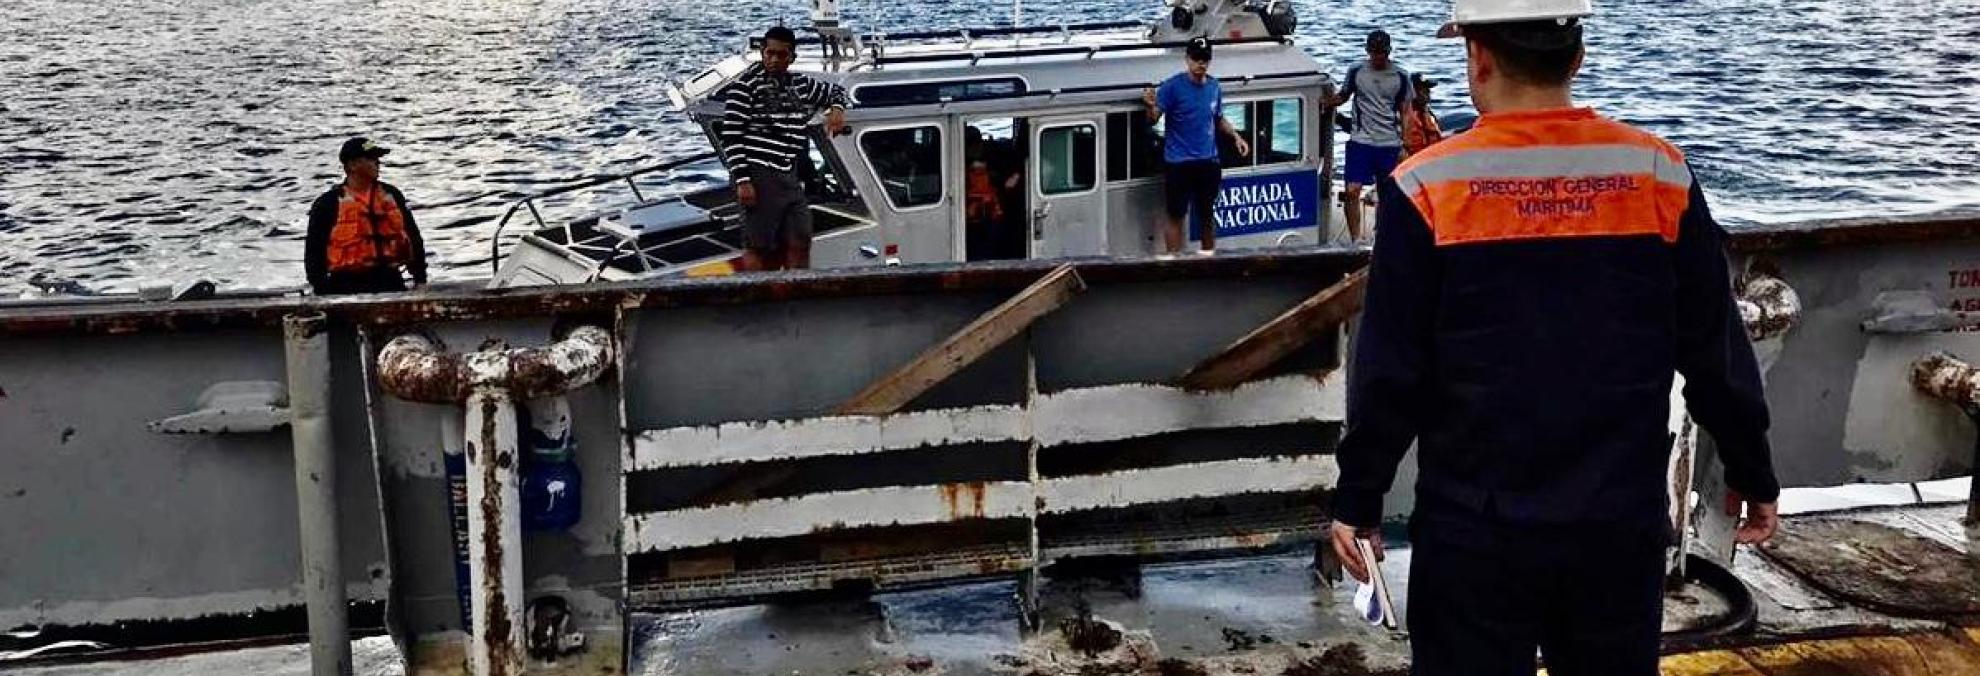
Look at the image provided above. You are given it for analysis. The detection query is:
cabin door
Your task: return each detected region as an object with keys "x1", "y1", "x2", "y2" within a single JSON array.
[{"x1": 1028, "y1": 114, "x2": 1108, "y2": 259}]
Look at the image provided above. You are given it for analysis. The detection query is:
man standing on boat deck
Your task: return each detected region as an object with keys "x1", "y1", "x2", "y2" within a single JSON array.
[
  {"x1": 1327, "y1": 30, "x2": 1411, "y2": 243},
  {"x1": 1327, "y1": 2, "x2": 1780, "y2": 675},
  {"x1": 1143, "y1": 37, "x2": 1250, "y2": 256},
  {"x1": 717, "y1": 25, "x2": 851, "y2": 272},
  {"x1": 305, "y1": 137, "x2": 427, "y2": 295}
]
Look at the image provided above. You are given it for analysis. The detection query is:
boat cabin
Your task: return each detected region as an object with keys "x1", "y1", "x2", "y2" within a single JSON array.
[{"x1": 492, "y1": 0, "x2": 1338, "y2": 286}]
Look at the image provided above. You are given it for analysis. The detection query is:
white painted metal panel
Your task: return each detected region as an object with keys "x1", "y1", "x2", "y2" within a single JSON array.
[
  {"x1": 1038, "y1": 455, "x2": 1338, "y2": 514},
  {"x1": 625, "y1": 481, "x2": 1033, "y2": 553},
  {"x1": 1034, "y1": 373, "x2": 1344, "y2": 447},
  {"x1": 630, "y1": 404, "x2": 1028, "y2": 470}
]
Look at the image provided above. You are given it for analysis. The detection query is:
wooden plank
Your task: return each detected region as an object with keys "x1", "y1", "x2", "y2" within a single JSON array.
[
  {"x1": 838, "y1": 265, "x2": 1086, "y2": 416},
  {"x1": 1654, "y1": 651, "x2": 1767, "y2": 676},
  {"x1": 1177, "y1": 268, "x2": 1367, "y2": 391}
]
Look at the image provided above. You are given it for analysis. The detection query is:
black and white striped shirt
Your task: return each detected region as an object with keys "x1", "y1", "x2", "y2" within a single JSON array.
[{"x1": 715, "y1": 64, "x2": 851, "y2": 184}]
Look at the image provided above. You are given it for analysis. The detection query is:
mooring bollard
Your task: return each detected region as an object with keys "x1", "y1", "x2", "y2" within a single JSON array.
[{"x1": 377, "y1": 326, "x2": 614, "y2": 676}]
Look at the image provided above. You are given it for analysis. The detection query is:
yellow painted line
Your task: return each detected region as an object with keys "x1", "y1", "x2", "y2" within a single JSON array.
[
  {"x1": 1658, "y1": 630, "x2": 1980, "y2": 676},
  {"x1": 1656, "y1": 650, "x2": 1765, "y2": 675},
  {"x1": 683, "y1": 259, "x2": 736, "y2": 277}
]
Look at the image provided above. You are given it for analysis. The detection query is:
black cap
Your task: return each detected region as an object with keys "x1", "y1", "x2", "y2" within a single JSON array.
[
  {"x1": 1185, "y1": 37, "x2": 1213, "y2": 62},
  {"x1": 339, "y1": 137, "x2": 389, "y2": 163},
  {"x1": 1365, "y1": 30, "x2": 1392, "y2": 52}
]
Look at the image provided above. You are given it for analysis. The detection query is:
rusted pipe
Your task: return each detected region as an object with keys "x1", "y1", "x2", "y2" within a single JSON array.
[
  {"x1": 374, "y1": 326, "x2": 614, "y2": 676},
  {"x1": 283, "y1": 312, "x2": 351, "y2": 676},
  {"x1": 1911, "y1": 352, "x2": 1980, "y2": 525},
  {"x1": 1738, "y1": 275, "x2": 1800, "y2": 342},
  {"x1": 377, "y1": 326, "x2": 615, "y2": 403},
  {"x1": 1913, "y1": 352, "x2": 1980, "y2": 414}
]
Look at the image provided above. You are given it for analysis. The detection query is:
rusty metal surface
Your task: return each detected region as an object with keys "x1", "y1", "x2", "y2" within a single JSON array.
[
  {"x1": 375, "y1": 326, "x2": 614, "y2": 404},
  {"x1": 1727, "y1": 212, "x2": 1980, "y2": 253},
  {"x1": 0, "y1": 251, "x2": 1369, "y2": 338},
  {"x1": 1912, "y1": 351, "x2": 1980, "y2": 414},
  {"x1": 1759, "y1": 518, "x2": 1980, "y2": 618},
  {"x1": 1738, "y1": 275, "x2": 1801, "y2": 341}
]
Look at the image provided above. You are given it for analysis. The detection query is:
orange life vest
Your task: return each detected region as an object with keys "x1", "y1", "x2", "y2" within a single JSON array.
[
  {"x1": 965, "y1": 163, "x2": 1004, "y2": 224},
  {"x1": 327, "y1": 184, "x2": 412, "y2": 274}
]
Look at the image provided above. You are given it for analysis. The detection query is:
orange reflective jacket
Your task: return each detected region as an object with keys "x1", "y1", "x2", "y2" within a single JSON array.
[
  {"x1": 327, "y1": 185, "x2": 411, "y2": 273},
  {"x1": 966, "y1": 163, "x2": 1004, "y2": 224},
  {"x1": 1391, "y1": 107, "x2": 1692, "y2": 248}
]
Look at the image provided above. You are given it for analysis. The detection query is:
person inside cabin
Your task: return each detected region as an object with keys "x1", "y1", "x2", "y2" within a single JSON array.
[
  {"x1": 304, "y1": 137, "x2": 427, "y2": 295},
  {"x1": 1402, "y1": 73, "x2": 1446, "y2": 155},
  {"x1": 715, "y1": 25, "x2": 851, "y2": 272},
  {"x1": 1326, "y1": 30, "x2": 1412, "y2": 243},
  {"x1": 1143, "y1": 37, "x2": 1250, "y2": 256},
  {"x1": 964, "y1": 127, "x2": 1005, "y2": 261},
  {"x1": 1328, "y1": 2, "x2": 1780, "y2": 674}
]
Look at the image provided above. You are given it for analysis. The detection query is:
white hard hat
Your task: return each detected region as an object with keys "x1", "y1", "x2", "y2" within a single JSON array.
[{"x1": 1437, "y1": 0, "x2": 1593, "y2": 38}]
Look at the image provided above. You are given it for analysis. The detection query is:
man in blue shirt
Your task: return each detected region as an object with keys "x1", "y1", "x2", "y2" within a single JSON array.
[{"x1": 1143, "y1": 37, "x2": 1250, "y2": 256}]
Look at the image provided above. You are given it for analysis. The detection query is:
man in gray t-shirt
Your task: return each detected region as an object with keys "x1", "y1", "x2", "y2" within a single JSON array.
[{"x1": 1327, "y1": 30, "x2": 1412, "y2": 242}]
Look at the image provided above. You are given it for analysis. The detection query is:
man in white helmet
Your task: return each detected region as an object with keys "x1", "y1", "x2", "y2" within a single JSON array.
[{"x1": 1327, "y1": 2, "x2": 1782, "y2": 674}]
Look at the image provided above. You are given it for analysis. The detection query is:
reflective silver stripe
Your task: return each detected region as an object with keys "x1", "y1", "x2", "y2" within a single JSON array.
[{"x1": 1398, "y1": 144, "x2": 1692, "y2": 189}]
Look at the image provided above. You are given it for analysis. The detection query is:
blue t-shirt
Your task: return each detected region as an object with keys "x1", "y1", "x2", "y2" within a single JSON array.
[{"x1": 1156, "y1": 72, "x2": 1223, "y2": 164}]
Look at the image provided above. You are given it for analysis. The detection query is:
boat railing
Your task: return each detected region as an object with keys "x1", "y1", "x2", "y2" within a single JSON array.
[{"x1": 488, "y1": 151, "x2": 722, "y2": 277}]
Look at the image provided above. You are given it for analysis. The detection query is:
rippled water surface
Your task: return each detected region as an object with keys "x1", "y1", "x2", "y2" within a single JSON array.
[{"x1": 2, "y1": 0, "x2": 1977, "y2": 293}]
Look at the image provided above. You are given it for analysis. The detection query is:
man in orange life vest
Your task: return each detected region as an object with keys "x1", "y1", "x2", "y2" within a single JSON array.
[
  {"x1": 305, "y1": 138, "x2": 427, "y2": 295},
  {"x1": 1327, "y1": 1, "x2": 1780, "y2": 674}
]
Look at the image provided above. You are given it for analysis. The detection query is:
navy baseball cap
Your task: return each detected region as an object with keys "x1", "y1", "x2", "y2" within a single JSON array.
[
  {"x1": 1185, "y1": 37, "x2": 1213, "y2": 61},
  {"x1": 339, "y1": 137, "x2": 390, "y2": 163}
]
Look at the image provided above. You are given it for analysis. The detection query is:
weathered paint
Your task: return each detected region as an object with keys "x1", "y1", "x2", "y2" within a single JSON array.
[
  {"x1": 1912, "y1": 351, "x2": 1980, "y2": 413},
  {"x1": 1737, "y1": 274, "x2": 1800, "y2": 341},
  {"x1": 629, "y1": 404, "x2": 1029, "y2": 470},
  {"x1": 1033, "y1": 373, "x2": 1344, "y2": 447},
  {"x1": 465, "y1": 387, "x2": 524, "y2": 676},
  {"x1": 623, "y1": 481, "x2": 1033, "y2": 553},
  {"x1": 1037, "y1": 456, "x2": 1339, "y2": 514},
  {"x1": 282, "y1": 312, "x2": 351, "y2": 676}
]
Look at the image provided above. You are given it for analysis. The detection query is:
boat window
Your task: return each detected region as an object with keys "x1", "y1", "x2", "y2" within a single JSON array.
[
  {"x1": 861, "y1": 126, "x2": 945, "y2": 209},
  {"x1": 1105, "y1": 112, "x2": 1166, "y2": 182},
  {"x1": 1255, "y1": 97, "x2": 1304, "y2": 165},
  {"x1": 854, "y1": 77, "x2": 1027, "y2": 107},
  {"x1": 1219, "y1": 102, "x2": 1255, "y2": 170},
  {"x1": 1039, "y1": 124, "x2": 1097, "y2": 195}
]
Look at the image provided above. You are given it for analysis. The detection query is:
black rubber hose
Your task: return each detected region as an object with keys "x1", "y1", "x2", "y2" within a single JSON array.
[{"x1": 1661, "y1": 553, "x2": 1760, "y2": 653}]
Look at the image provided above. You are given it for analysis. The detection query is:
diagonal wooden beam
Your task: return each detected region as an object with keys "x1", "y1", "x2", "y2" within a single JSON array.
[
  {"x1": 1177, "y1": 268, "x2": 1367, "y2": 391},
  {"x1": 838, "y1": 264, "x2": 1086, "y2": 416}
]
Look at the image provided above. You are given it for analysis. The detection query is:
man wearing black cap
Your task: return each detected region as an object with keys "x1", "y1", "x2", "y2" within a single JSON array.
[
  {"x1": 1327, "y1": 30, "x2": 1412, "y2": 243},
  {"x1": 716, "y1": 25, "x2": 851, "y2": 272},
  {"x1": 1142, "y1": 37, "x2": 1250, "y2": 256},
  {"x1": 304, "y1": 138, "x2": 427, "y2": 295}
]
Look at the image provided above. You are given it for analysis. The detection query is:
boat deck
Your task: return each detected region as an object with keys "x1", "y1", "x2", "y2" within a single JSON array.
[{"x1": 14, "y1": 485, "x2": 1980, "y2": 675}]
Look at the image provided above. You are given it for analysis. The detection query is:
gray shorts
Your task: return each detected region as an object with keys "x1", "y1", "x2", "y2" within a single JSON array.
[{"x1": 742, "y1": 170, "x2": 814, "y2": 252}]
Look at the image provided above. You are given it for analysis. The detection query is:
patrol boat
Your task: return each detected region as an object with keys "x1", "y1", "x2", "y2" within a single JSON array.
[{"x1": 488, "y1": 0, "x2": 1338, "y2": 287}]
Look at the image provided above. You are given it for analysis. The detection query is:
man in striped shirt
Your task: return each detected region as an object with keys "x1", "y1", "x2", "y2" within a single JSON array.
[{"x1": 716, "y1": 25, "x2": 851, "y2": 271}]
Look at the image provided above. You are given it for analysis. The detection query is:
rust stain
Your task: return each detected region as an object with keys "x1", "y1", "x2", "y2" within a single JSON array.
[
  {"x1": 1912, "y1": 352, "x2": 1980, "y2": 413},
  {"x1": 939, "y1": 481, "x2": 989, "y2": 520},
  {"x1": 476, "y1": 397, "x2": 517, "y2": 676}
]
